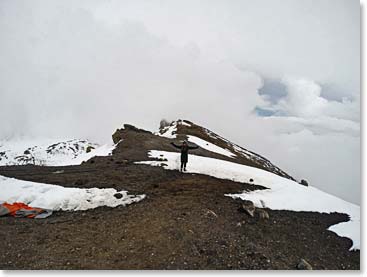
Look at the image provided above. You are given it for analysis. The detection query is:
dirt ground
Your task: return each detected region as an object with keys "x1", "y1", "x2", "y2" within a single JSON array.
[
  {"x1": 0, "y1": 126, "x2": 360, "y2": 270},
  {"x1": 0, "y1": 163, "x2": 360, "y2": 270}
]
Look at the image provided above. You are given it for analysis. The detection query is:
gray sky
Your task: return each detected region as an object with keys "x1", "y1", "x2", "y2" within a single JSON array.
[{"x1": 0, "y1": 0, "x2": 360, "y2": 204}]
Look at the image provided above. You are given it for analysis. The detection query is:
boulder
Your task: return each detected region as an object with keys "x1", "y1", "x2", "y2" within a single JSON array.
[
  {"x1": 297, "y1": 259, "x2": 313, "y2": 270},
  {"x1": 114, "y1": 193, "x2": 123, "y2": 199},
  {"x1": 240, "y1": 200, "x2": 256, "y2": 217},
  {"x1": 300, "y1": 179, "x2": 309, "y2": 186}
]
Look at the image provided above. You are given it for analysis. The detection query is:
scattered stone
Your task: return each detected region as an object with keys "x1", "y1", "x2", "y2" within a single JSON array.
[
  {"x1": 249, "y1": 178, "x2": 254, "y2": 183},
  {"x1": 240, "y1": 200, "x2": 256, "y2": 217},
  {"x1": 114, "y1": 193, "x2": 123, "y2": 199},
  {"x1": 297, "y1": 259, "x2": 313, "y2": 270},
  {"x1": 300, "y1": 179, "x2": 309, "y2": 186}
]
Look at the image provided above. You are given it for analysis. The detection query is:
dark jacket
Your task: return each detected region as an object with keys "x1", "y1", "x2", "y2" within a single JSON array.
[{"x1": 171, "y1": 142, "x2": 199, "y2": 163}]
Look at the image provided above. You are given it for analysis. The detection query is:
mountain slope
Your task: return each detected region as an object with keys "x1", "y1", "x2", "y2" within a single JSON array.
[
  {"x1": 137, "y1": 150, "x2": 360, "y2": 250},
  {"x1": 0, "y1": 138, "x2": 115, "y2": 166},
  {"x1": 115, "y1": 119, "x2": 360, "y2": 249},
  {"x1": 0, "y1": 119, "x2": 360, "y2": 269},
  {"x1": 158, "y1": 120, "x2": 295, "y2": 180}
]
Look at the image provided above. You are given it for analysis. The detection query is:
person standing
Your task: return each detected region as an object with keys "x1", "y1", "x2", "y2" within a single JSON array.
[{"x1": 170, "y1": 140, "x2": 199, "y2": 172}]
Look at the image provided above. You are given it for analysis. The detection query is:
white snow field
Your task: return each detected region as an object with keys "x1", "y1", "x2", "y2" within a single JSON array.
[
  {"x1": 0, "y1": 138, "x2": 116, "y2": 166},
  {"x1": 0, "y1": 175, "x2": 145, "y2": 211},
  {"x1": 187, "y1": 135, "x2": 236, "y2": 158},
  {"x1": 136, "y1": 150, "x2": 360, "y2": 250}
]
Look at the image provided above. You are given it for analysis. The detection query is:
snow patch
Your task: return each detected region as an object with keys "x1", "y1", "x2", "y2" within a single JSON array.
[
  {"x1": 181, "y1": 121, "x2": 192, "y2": 127},
  {"x1": 136, "y1": 150, "x2": 360, "y2": 250},
  {"x1": 187, "y1": 135, "x2": 236, "y2": 158},
  {"x1": 0, "y1": 175, "x2": 145, "y2": 211}
]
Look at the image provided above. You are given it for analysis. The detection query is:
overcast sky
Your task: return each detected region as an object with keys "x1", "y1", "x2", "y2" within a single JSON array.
[{"x1": 0, "y1": 0, "x2": 360, "y2": 204}]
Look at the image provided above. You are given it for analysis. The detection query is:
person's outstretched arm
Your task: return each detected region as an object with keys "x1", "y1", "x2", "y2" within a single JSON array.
[{"x1": 171, "y1": 142, "x2": 181, "y2": 149}]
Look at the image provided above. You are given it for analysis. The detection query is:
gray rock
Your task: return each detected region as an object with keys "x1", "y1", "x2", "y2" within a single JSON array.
[
  {"x1": 246, "y1": 242, "x2": 258, "y2": 253},
  {"x1": 297, "y1": 259, "x2": 313, "y2": 270}
]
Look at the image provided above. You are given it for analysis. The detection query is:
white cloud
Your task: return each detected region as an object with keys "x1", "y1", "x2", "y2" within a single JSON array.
[
  {"x1": 258, "y1": 77, "x2": 360, "y2": 136},
  {"x1": 0, "y1": 1, "x2": 360, "y2": 205},
  {"x1": 276, "y1": 78, "x2": 329, "y2": 118},
  {"x1": 249, "y1": 76, "x2": 360, "y2": 204},
  {"x1": 0, "y1": 3, "x2": 264, "y2": 142}
]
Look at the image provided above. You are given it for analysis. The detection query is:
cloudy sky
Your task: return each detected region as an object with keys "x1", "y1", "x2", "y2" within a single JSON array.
[{"x1": 0, "y1": 0, "x2": 360, "y2": 204}]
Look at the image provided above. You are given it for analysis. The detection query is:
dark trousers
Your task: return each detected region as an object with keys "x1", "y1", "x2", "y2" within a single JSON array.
[{"x1": 180, "y1": 161, "x2": 187, "y2": 171}]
